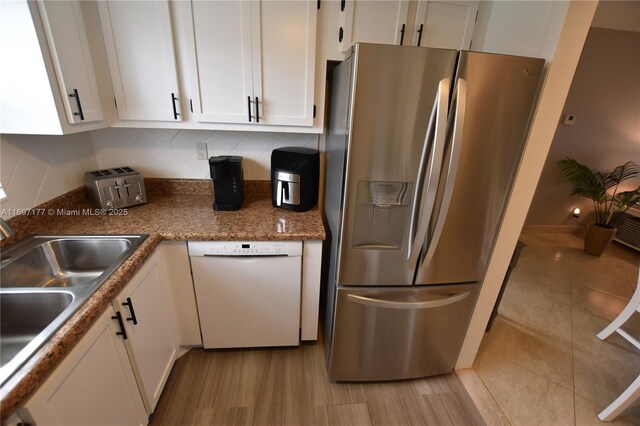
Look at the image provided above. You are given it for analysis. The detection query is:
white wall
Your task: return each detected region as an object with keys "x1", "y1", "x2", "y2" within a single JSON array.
[
  {"x1": 526, "y1": 27, "x2": 640, "y2": 227},
  {"x1": 90, "y1": 128, "x2": 318, "y2": 181},
  {"x1": 0, "y1": 132, "x2": 98, "y2": 219}
]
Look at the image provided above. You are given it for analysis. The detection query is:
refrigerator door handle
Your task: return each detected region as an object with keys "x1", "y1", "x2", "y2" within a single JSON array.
[
  {"x1": 407, "y1": 79, "x2": 450, "y2": 265},
  {"x1": 347, "y1": 291, "x2": 470, "y2": 310},
  {"x1": 421, "y1": 78, "x2": 467, "y2": 268}
]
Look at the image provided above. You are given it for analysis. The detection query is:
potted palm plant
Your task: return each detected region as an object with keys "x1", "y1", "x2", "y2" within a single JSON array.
[{"x1": 558, "y1": 158, "x2": 640, "y2": 256}]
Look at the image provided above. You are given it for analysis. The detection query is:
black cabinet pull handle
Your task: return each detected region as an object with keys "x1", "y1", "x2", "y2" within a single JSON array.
[
  {"x1": 112, "y1": 311, "x2": 127, "y2": 340},
  {"x1": 339, "y1": 27, "x2": 344, "y2": 43},
  {"x1": 400, "y1": 24, "x2": 405, "y2": 46},
  {"x1": 255, "y1": 96, "x2": 259, "y2": 123},
  {"x1": 171, "y1": 93, "x2": 180, "y2": 120},
  {"x1": 417, "y1": 23, "x2": 424, "y2": 47},
  {"x1": 340, "y1": 0, "x2": 345, "y2": 11},
  {"x1": 69, "y1": 89, "x2": 84, "y2": 121},
  {"x1": 122, "y1": 297, "x2": 138, "y2": 325},
  {"x1": 247, "y1": 96, "x2": 252, "y2": 122}
]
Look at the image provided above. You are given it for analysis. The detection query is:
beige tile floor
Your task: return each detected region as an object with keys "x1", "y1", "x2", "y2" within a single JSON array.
[{"x1": 474, "y1": 232, "x2": 640, "y2": 425}]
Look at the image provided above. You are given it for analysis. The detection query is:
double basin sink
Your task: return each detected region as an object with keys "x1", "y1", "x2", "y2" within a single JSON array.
[{"x1": 0, "y1": 235, "x2": 147, "y2": 386}]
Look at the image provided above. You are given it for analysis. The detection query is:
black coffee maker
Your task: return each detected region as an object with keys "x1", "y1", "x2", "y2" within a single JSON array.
[
  {"x1": 271, "y1": 147, "x2": 319, "y2": 212},
  {"x1": 209, "y1": 156, "x2": 244, "y2": 211}
]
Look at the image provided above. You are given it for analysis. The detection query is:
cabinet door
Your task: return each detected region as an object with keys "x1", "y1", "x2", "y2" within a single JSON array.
[
  {"x1": 252, "y1": 1, "x2": 317, "y2": 126},
  {"x1": 22, "y1": 307, "x2": 147, "y2": 426},
  {"x1": 190, "y1": 1, "x2": 254, "y2": 124},
  {"x1": 343, "y1": 0, "x2": 410, "y2": 49},
  {"x1": 36, "y1": 0, "x2": 104, "y2": 124},
  {"x1": 98, "y1": 0, "x2": 182, "y2": 121},
  {"x1": 412, "y1": 0, "x2": 478, "y2": 49},
  {"x1": 160, "y1": 241, "x2": 202, "y2": 346},
  {"x1": 115, "y1": 250, "x2": 178, "y2": 414}
]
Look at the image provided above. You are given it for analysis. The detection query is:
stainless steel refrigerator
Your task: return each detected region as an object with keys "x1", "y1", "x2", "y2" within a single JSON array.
[{"x1": 324, "y1": 43, "x2": 544, "y2": 381}]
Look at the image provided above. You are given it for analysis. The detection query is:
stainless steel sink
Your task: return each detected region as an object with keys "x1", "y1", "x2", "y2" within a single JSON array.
[
  {"x1": 0, "y1": 235, "x2": 147, "y2": 386},
  {"x1": 1, "y1": 238, "x2": 132, "y2": 287},
  {"x1": 1, "y1": 291, "x2": 74, "y2": 366}
]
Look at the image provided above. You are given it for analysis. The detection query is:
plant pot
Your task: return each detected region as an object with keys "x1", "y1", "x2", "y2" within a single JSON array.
[{"x1": 584, "y1": 224, "x2": 617, "y2": 256}]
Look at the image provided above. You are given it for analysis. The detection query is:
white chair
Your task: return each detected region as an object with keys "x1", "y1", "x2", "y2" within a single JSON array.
[{"x1": 596, "y1": 267, "x2": 640, "y2": 421}]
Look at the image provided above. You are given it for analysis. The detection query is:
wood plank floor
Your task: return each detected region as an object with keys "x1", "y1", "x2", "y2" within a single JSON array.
[{"x1": 150, "y1": 339, "x2": 485, "y2": 426}]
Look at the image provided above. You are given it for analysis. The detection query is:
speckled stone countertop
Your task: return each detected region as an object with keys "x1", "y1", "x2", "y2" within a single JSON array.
[{"x1": 0, "y1": 179, "x2": 325, "y2": 419}]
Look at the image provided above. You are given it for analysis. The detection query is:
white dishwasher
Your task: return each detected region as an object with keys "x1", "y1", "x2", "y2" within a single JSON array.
[{"x1": 188, "y1": 241, "x2": 302, "y2": 348}]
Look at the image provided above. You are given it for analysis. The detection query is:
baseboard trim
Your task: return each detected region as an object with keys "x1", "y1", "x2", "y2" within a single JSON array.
[
  {"x1": 522, "y1": 225, "x2": 587, "y2": 234},
  {"x1": 456, "y1": 369, "x2": 510, "y2": 426}
]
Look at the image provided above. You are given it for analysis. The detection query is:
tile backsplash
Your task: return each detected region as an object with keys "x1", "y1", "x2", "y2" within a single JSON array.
[
  {"x1": 91, "y1": 128, "x2": 319, "y2": 181},
  {"x1": 0, "y1": 128, "x2": 318, "y2": 218},
  {"x1": 0, "y1": 132, "x2": 98, "y2": 219}
]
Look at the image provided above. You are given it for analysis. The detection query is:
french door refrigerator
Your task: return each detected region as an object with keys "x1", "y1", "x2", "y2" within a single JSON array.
[{"x1": 324, "y1": 43, "x2": 544, "y2": 381}]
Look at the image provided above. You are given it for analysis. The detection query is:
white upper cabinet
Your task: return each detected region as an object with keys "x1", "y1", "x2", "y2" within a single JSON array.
[
  {"x1": 470, "y1": 1, "x2": 569, "y2": 60},
  {"x1": 37, "y1": 0, "x2": 104, "y2": 124},
  {"x1": 190, "y1": 1, "x2": 254, "y2": 124},
  {"x1": 0, "y1": 0, "x2": 106, "y2": 135},
  {"x1": 255, "y1": 1, "x2": 317, "y2": 126},
  {"x1": 189, "y1": 0, "x2": 317, "y2": 127},
  {"x1": 412, "y1": 1, "x2": 478, "y2": 49},
  {"x1": 337, "y1": 1, "x2": 478, "y2": 52},
  {"x1": 342, "y1": 0, "x2": 410, "y2": 49},
  {"x1": 98, "y1": 0, "x2": 182, "y2": 122}
]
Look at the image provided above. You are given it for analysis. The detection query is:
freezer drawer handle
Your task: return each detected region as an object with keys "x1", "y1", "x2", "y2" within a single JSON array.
[{"x1": 346, "y1": 291, "x2": 470, "y2": 310}]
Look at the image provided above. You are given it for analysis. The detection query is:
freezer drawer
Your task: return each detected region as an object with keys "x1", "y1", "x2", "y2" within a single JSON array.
[{"x1": 328, "y1": 283, "x2": 478, "y2": 381}]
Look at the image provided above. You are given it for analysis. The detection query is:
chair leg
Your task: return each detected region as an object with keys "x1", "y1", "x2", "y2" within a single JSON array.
[
  {"x1": 597, "y1": 279, "x2": 640, "y2": 341},
  {"x1": 598, "y1": 374, "x2": 640, "y2": 421}
]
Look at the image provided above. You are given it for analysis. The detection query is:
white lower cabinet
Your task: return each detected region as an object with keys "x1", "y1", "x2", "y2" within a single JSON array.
[
  {"x1": 14, "y1": 240, "x2": 319, "y2": 423},
  {"x1": 20, "y1": 307, "x2": 148, "y2": 426},
  {"x1": 20, "y1": 247, "x2": 181, "y2": 424},
  {"x1": 113, "y1": 249, "x2": 178, "y2": 414}
]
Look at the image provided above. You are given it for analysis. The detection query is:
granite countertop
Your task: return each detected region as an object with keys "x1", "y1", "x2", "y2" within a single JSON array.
[{"x1": 0, "y1": 179, "x2": 325, "y2": 419}]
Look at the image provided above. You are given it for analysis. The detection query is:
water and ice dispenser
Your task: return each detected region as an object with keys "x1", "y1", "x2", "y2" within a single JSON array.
[{"x1": 352, "y1": 181, "x2": 411, "y2": 249}]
